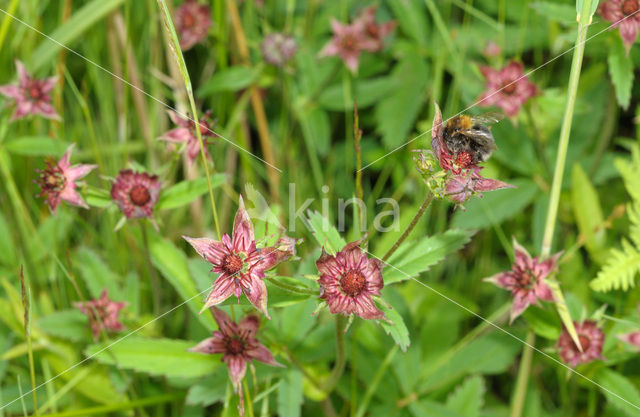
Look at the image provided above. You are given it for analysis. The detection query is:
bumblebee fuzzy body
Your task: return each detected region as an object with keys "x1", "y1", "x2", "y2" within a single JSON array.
[{"x1": 443, "y1": 113, "x2": 501, "y2": 168}]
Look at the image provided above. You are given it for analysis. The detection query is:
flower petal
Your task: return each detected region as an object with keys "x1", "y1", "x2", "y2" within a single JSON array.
[
  {"x1": 242, "y1": 274, "x2": 269, "y2": 319},
  {"x1": 210, "y1": 307, "x2": 239, "y2": 336},
  {"x1": 232, "y1": 196, "x2": 255, "y2": 253},
  {"x1": 189, "y1": 337, "x2": 225, "y2": 354},
  {"x1": 202, "y1": 276, "x2": 236, "y2": 310},
  {"x1": 245, "y1": 344, "x2": 283, "y2": 367}
]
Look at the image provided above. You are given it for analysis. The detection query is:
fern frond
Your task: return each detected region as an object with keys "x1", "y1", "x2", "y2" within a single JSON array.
[
  {"x1": 614, "y1": 146, "x2": 640, "y2": 203},
  {"x1": 590, "y1": 239, "x2": 640, "y2": 292}
]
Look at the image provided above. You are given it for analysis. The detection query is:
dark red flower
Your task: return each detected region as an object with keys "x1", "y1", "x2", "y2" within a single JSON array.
[
  {"x1": 478, "y1": 61, "x2": 537, "y2": 117},
  {"x1": 110, "y1": 170, "x2": 161, "y2": 223},
  {"x1": 74, "y1": 290, "x2": 126, "y2": 338},
  {"x1": 316, "y1": 239, "x2": 385, "y2": 320},
  {"x1": 175, "y1": 0, "x2": 213, "y2": 50},
  {"x1": 485, "y1": 239, "x2": 559, "y2": 323},
  {"x1": 600, "y1": 0, "x2": 640, "y2": 54},
  {"x1": 35, "y1": 144, "x2": 96, "y2": 213},
  {"x1": 158, "y1": 110, "x2": 216, "y2": 164},
  {"x1": 557, "y1": 320, "x2": 605, "y2": 367},
  {"x1": 184, "y1": 196, "x2": 295, "y2": 318},
  {"x1": 0, "y1": 60, "x2": 59, "y2": 121}
]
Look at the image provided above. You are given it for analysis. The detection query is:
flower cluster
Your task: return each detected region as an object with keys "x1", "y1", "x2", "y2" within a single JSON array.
[
  {"x1": 557, "y1": 320, "x2": 605, "y2": 367},
  {"x1": 261, "y1": 33, "x2": 298, "y2": 67},
  {"x1": 111, "y1": 170, "x2": 162, "y2": 227},
  {"x1": 319, "y1": 6, "x2": 395, "y2": 73},
  {"x1": 599, "y1": 0, "x2": 640, "y2": 54},
  {"x1": 0, "y1": 60, "x2": 59, "y2": 121}
]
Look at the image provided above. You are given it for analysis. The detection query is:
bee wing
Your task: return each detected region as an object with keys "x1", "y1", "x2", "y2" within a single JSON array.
[{"x1": 470, "y1": 112, "x2": 504, "y2": 126}]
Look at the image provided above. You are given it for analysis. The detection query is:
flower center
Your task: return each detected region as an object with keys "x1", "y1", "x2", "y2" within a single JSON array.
[
  {"x1": 183, "y1": 12, "x2": 196, "y2": 27},
  {"x1": 222, "y1": 253, "x2": 243, "y2": 275},
  {"x1": 226, "y1": 337, "x2": 245, "y2": 355},
  {"x1": 577, "y1": 334, "x2": 591, "y2": 351},
  {"x1": 502, "y1": 82, "x2": 517, "y2": 95},
  {"x1": 455, "y1": 151, "x2": 474, "y2": 168},
  {"x1": 622, "y1": 0, "x2": 639, "y2": 16},
  {"x1": 342, "y1": 35, "x2": 357, "y2": 51},
  {"x1": 367, "y1": 23, "x2": 379, "y2": 38},
  {"x1": 129, "y1": 185, "x2": 151, "y2": 206},
  {"x1": 29, "y1": 85, "x2": 43, "y2": 100},
  {"x1": 514, "y1": 268, "x2": 535, "y2": 289},
  {"x1": 340, "y1": 270, "x2": 367, "y2": 297},
  {"x1": 38, "y1": 164, "x2": 65, "y2": 192}
]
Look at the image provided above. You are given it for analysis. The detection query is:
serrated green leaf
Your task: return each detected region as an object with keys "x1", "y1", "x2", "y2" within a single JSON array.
[
  {"x1": 608, "y1": 36, "x2": 634, "y2": 110},
  {"x1": 37, "y1": 309, "x2": 88, "y2": 341},
  {"x1": 85, "y1": 337, "x2": 220, "y2": 378},
  {"x1": 186, "y1": 373, "x2": 228, "y2": 406},
  {"x1": 595, "y1": 368, "x2": 640, "y2": 417},
  {"x1": 156, "y1": 175, "x2": 226, "y2": 210},
  {"x1": 445, "y1": 376, "x2": 485, "y2": 417},
  {"x1": 3, "y1": 137, "x2": 70, "y2": 156},
  {"x1": 278, "y1": 370, "x2": 304, "y2": 417},
  {"x1": 383, "y1": 230, "x2": 474, "y2": 284},
  {"x1": 571, "y1": 163, "x2": 606, "y2": 262},
  {"x1": 197, "y1": 66, "x2": 260, "y2": 96},
  {"x1": 305, "y1": 211, "x2": 346, "y2": 255},
  {"x1": 379, "y1": 303, "x2": 411, "y2": 353}
]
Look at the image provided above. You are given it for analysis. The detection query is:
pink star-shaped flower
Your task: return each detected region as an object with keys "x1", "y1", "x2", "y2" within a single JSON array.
[
  {"x1": 356, "y1": 6, "x2": 396, "y2": 52},
  {"x1": 35, "y1": 144, "x2": 96, "y2": 213},
  {"x1": 316, "y1": 239, "x2": 385, "y2": 320},
  {"x1": 0, "y1": 60, "x2": 59, "y2": 121},
  {"x1": 158, "y1": 110, "x2": 216, "y2": 164},
  {"x1": 319, "y1": 19, "x2": 378, "y2": 73},
  {"x1": 485, "y1": 239, "x2": 560, "y2": 323},
  {"x1": 74, "y1": 289, "x2": 127, "y2": 339},
  {"x1": 478, "y1": 61, "x2": 537, "y2": 117},
  {"x1": 183, "y1": 196, "x2": 295, "y2": 318}
]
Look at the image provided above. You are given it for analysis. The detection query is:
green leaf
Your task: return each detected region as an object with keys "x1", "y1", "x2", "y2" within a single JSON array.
[
  {"x1": 3, "y1": 137, "x2": 70, "y2": 156},
  {"x1": 522, "y1": 307, "x2": 561, "y2": 340},
  {"x1": 75, "y1": 247, "x2": 123, "y2": 300},
  {"x1": 445, "y1": 376, "x2": 485, "y2": 417},
  {"x1": 530, "y1": 2, "x2": 576, "y2": 23},
  {"x1": 32, "y1": 0, "x2": 126, "y2": 72},
  {"x1": 590, "y1": 236, "x2": 640, "y2": 291},
  {"x1": 375, "y1": 54, "x2": 429, "y2": 149},
  {"x1": 387, "y1": 0, "x2": 429, "y2": 47},
  {"x1": 0, "y1": 211, "x2": 17, "y2": 266},
  {"x1": 186, "y1": 373, "x2": 228, "y2": 406},
  {"x1": 571, "y1": 164, "x2": 606, "y2": 262},
  {"x1": 608, "y1": 36, "x2": 634, "y2": 110},
  {"x1": 156, "y1": 175, "x2": 226, "y2": 210},
  {"x1": 85, "y1": 187, "x2": 112, "y2": 208},
  {"x1": 149, "y1": 234, "x2": 214, "y2": 329},
  {"x1": 277, "y1": 370, "x2": 304, "y2": 417},
  {"x1": 379, "y1": 303, "x2": 411, "y2": 353},
  {"x1": 412, "y1": 400, "x2": 464, "y2": 417},
  {"x1": 305, "y1": 211, "x2": 346, "y2": 255},
  {"x1": 384, "y1": 230, "x2": 474, "y2": 284},
  {"x1": 451, "y1": 179, "x2": 539, "y2": 230},
  {"x1": 37, "y1": 309, "x2": 88, "y2": 341},
  {"x1": 296, "y1": 105, "x2": 330, "y2": 157},
  {"x1": 595, "y1": 368, "x2": 640, "y2": 417},
  {"x1": 197, "y1": 66, "x2": 260, "y2": 96},
  {"x1": 318, "y1": 77, "x2": 399, "y2": 111},
  {"x1": 85, "y1": 337, "x2": 220, "y2": 378}
]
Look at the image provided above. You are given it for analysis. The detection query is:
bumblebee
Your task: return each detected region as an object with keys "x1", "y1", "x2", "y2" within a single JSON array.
[{"x1": 443, "y1": 112, "x2": 503, "y2": 168}]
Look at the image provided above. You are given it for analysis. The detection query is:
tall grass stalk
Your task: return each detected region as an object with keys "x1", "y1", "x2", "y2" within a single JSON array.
[
  {"x1": 510, "y1": 2, "x2": 596, "y2": 416},
  {"x1": 155, "y1": 0, "x2": 222, "y2": 239}
]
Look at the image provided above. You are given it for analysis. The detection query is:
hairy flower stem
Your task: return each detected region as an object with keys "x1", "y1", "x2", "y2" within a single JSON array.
[
  {"x1": 510, "y1": 3, "x2": 594, "y2": 417},
  {"x1": 382, "y1": 193, "x2": 433, "y2": 262},
  {"x1": 322, "y1": 315, "x2": 347, "y2": 394},
  {"x1": 156, "y1": 0, "x2": 222, "y2": 239}
]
